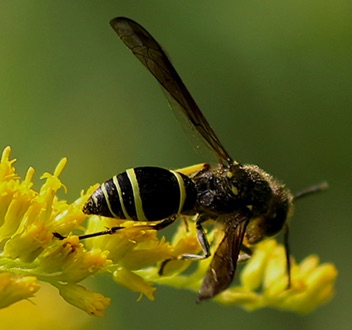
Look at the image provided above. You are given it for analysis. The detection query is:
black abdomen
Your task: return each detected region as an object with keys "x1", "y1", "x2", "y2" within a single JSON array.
[{"x1": 83, "y1": 167, "x2": 197, "y2": 221}]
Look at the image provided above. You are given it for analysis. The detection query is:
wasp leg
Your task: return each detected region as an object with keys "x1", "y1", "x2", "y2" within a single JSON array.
[
  {"x1": 150, "y1": 216, "x2": 176, "y2": 231},
  {"x1": 176, "y1": 163, "x2": 208, "y2": 177},
  {"x1": 284, "y1": 223, "x2": 292, "y2": 289},
  {"x1": 179, "y1": 218, "x2": 211, "y2": 260},
  {"x1": 237, "y1": 244, "x2": 253, "y2": 263},
  {"x1": 53, "y1": 217, "x2": 176, "y2": 241},
  {"x1": 53, "y1": 226, "x2": 125, "y2": 240},
  {"x1": 159, "y1": 216, "x2": 211, "y2": 275}
]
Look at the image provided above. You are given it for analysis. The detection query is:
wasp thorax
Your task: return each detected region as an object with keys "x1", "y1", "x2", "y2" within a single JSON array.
[{"x1": 232, "y1": 164, "x2": 274, "y2": 214}]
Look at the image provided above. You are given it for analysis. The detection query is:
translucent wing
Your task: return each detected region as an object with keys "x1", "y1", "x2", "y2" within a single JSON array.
[
  {"x1": 110, "y1": 17, "x2": 233, "y2": 166},
  {"x1": 197, "y1": 212, "x2": 250, "y2": 302}
]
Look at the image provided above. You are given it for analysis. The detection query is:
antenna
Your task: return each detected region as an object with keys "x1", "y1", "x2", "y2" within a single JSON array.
[{"x1": 293, "y1": 181, "x2": 329, "y2": 201}]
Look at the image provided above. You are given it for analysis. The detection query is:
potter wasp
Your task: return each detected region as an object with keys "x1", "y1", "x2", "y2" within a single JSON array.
[{"x1": 55, "y1": 17, "x2": 327, "y2": 302}]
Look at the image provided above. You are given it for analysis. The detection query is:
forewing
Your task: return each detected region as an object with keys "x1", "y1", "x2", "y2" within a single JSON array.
[
  {"x1": 197, "y1": 213, "x2": 250, "y2": 302},
  {"x1": 110, "y1": 17, "x2": 232, "y2": 166}
]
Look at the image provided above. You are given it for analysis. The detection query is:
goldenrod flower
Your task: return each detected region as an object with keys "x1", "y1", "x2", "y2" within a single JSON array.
[
  {"x1": 0, "y1": 147, "x2": 109, "y2": 316},
  {"x1": 0, "y1": 146, "x2": 337, "y2": 316},
  {"x1": 57, "y1": 282, "x2": 111, "y2": 317},
  {"x1": 216, "y1": 240, "x2": 337, "y2": 313},
  {"x1": 0, "y1": 273, "x2": 39, "y2": 309}
]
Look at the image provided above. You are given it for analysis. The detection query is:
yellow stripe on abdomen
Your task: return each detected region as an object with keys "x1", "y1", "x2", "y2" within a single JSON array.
[
  {"x1": 126, "y1": 168, "x2": 147, "y2": 221},
  {"x1": 170, "y1": 170, "x2": 186, "y2": 215}
]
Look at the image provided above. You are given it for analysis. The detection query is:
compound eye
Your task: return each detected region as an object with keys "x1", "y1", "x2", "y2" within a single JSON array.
[{"x1": 265, "y1": 203, "x2": 288, "y2": 237}]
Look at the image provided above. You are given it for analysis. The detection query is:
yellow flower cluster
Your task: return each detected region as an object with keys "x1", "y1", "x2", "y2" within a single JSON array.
[
  {"x1": 0, "y1": 146, "x2": 337, "y2": 316},
  {"x1": 0, "y1": 147, "x2": 110, "y2": 316}
]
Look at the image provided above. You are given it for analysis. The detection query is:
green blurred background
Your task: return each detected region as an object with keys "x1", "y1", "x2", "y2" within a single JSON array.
[{"x1": 0, "y1": 1, "x2": 351, "y2": 329}]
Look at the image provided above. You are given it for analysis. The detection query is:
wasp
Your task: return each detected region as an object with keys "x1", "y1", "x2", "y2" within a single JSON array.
[{"x1": 55, "y1": 17, "x2": 327, "y2": 302}]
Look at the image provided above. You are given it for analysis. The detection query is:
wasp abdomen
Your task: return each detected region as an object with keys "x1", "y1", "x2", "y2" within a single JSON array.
[{"x1": 83, "y1": 167, "x2": 197, "y2": 221}]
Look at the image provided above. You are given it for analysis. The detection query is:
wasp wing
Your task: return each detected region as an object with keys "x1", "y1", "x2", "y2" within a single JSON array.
[
  {"x1": 110, "y1": 17, "x2": 232, "y2": 166},
  {"x1": 197, "y1": 212, "x2": 250, "y2": 302}
]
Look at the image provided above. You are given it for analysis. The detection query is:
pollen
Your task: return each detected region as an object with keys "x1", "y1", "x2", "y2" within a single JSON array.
[
  {"x1": 231, "y1": 185, "x2": 239, "y2": 195},
  {"x1": 226, "y1": 171, "x2": 234, "y2": 178}
]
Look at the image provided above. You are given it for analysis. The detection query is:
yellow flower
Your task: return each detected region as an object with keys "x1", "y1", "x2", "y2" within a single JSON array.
[
  {"x1": 57, "y1": 283, "x2": 111, "y2": 317},
  {"x1": 0, "y1": 147, "x2": 109, "y2": 316},
  {"x1": 0, "y1": 282, "x2": 91, "y2": 329},
  {"x1": 0, "y1": 146, "x2": 337, "y2": 316},
  {"x1": 0, "y1": 273, "x2": 39, "y2": 309},
  {"x1": 216, "y1": 240, "x2": 337, "y2": 313}
]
